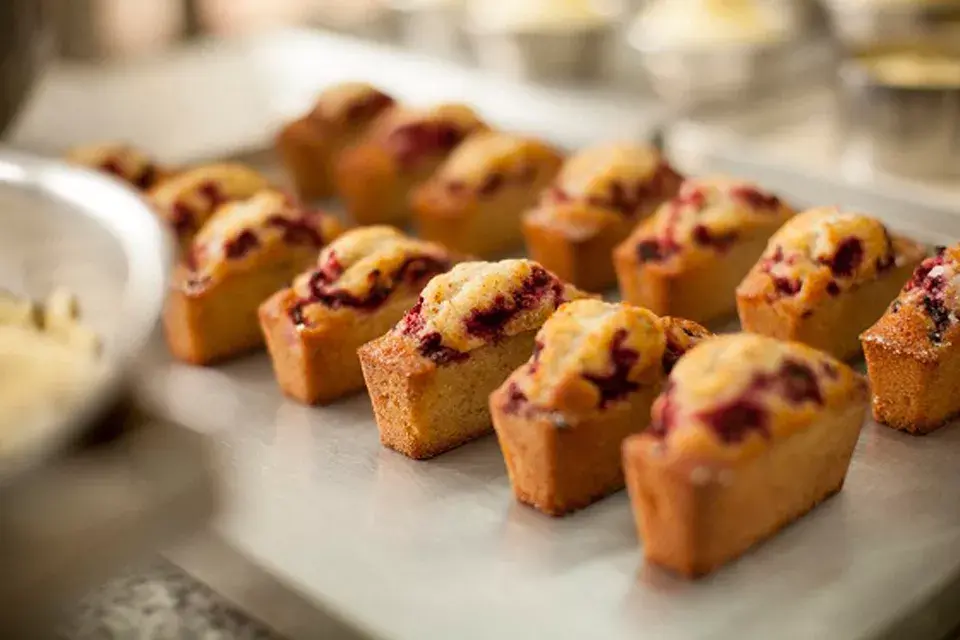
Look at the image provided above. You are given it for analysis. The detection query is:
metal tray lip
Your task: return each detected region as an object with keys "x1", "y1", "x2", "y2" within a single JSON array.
[{"x1": 140, "y1": 152, "x2": 960, "y2": 640}]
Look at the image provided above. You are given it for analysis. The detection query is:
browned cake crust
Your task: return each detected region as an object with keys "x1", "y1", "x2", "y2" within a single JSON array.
[
  {"x1": 358, "y1": 259, "x2": 590, "y2": 459},
  {"x1": 622, "y1": 333, "x2": 869, "y2": 578},
  {"x1": 490, "y1": 300, "x2": 711, "y2": 516},
  {"x1": 163, "y1": 190, "x2": 343, "y2": 365},
  {"x1": 614, "y1": 177, "x2": 794, "y2": 325},
  {"x1": 66, "y1": 143, "x2": 171, "y2": 191},
  {"x1": 737, "y1": 207, "x2": 925, "y2": 360},
  {"x1": 522, "y1": 143, "x2": 683, "y2": 291},
  {"x1": 149, "y1": 163, "x2": 271, "y2": 251},
  {"x1": 412, "y1": 132, "x2": 564, "y2": 257},
  {"x1": 259, "y1": 227, "x2": 456, "y2": 405},
  {"x1": 276, "y1": 82, "x2": 395, "y2": 201},
  {"x1": 861, "y1": 245, "x2": 960, "y2": 433},
  {"x1": 334, "y1": 104, "x2": 489, "y2": 226}
]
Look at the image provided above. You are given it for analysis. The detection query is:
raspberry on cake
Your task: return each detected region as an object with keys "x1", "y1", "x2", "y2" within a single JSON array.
[
  {"x1": 67, "y1": 143, "x2": 168, "y2": 191},
  {"x1": 150, "y1": 163, "x2": 271, "y2": 250},
  {"x1": 164, "y1": 189, "x2": 343, "y2": 365},
  {"x1": 490, "y1": 299, "x2": 711, "y2": 516},
  {"x1": 276, "y1": 82, "x2": 396, "y2": 201},
  {"x1": 613, "y1": 177, "x2": 795, "y2": 324},
  {"x1": 259, "y1": 226, "x2": 458, "y2": 405},
  {"x1": 523, "y1": 143, "x2": 684, "y2": 291},
  {"x1": 622, "y1": 333, "x2": 869, "y2": 578},
  {"x1": 334, "y1": 103, "x2": 489, "y2": 226},
  {"x1": 412, "y1": 131, "x2": 564, "y2": 257},
  {"x1": 358, "y1": 259, "x2": 590, "y2": 460},
  {"x1": 861, "y1": 244, "x2": 960, "y2": 433},
  {"x1": 737, "y1": 206, "x2": 925, "y2": 360}
]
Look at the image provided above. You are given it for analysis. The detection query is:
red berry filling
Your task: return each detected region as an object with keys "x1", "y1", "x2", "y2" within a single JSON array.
[
  {"x1": 290, "y1": 254, "x2": 450, "y2": 325},
  {"x1": 265, "y1": 215, "x2": 324, "y2": 247},
  {"x1": 699, "y1": 399, "x2": 769, "y2": 444},
  {"x1": 224, "y1": 230, "x2": 260, "y2": 260},
  {"x1": 582, "y1": 329, "x2": 641, "y2": 408},
  {"x1": 905, "y1": 248, "x2": 953, "y2": 343},
  {"x1": 820, "y1": 237, "x2": 864, "y2": 278},
  {"x1": 501, "y1": 381, "x2": 529, "y2": 414},
  {"x1": 343, "y1": 91, "x2": 395, "y2": 123},
  {"x1": 662, "y1": 326, "x2": 701, "y2": 373},
  {"x1": 387, "y1": 122, "x2": 472, "y2": 169},
  {"x1": 649, "y1": 359, "x2": 824, "y2": 443},
  {"x1": 417, "y1": 331, "x2": 469, "y2": 365},
  {"x1": 635, "y1": 238, "x2": 679, "y2": 264},
  {"x1": 729, "y1": 185, "x2": 781, "y2": 212},
  {"x1": 399, "y1": 266, "x2": 565, "y2": 364},
  {"x1": 691, "y1": 224, "x2": 737, "y2": 252},
  {"x1": 101, "y1": 158, "x2": 158, "y2": 190},
  {"x1": 169, "y1": 181, "x2": 225, "y2": 238},
  {"x1": 463, "y1": 266, "x2": 565, "y2": 342}
]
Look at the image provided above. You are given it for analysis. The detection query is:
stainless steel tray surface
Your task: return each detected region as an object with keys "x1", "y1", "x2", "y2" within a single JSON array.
[{"x1": 137, "y1": 175, "x2": 960, "y2": 640}]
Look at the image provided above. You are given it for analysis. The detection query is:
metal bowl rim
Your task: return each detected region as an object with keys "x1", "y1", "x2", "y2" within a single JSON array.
[{"x1": 0, "y1": 149, "x2": 173, "y2": 482}]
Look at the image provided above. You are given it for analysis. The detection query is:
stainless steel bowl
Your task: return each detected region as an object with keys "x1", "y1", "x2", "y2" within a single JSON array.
[
  {"x1": 387, "y1": 1, "x2": 471, "y2": 61},
  {"x1": 822, "y1": 0, "x2": 960, "y2": 49},
  {"x1": 0, "y1": 149, "x2": 172, "y2": 480},
  {"x1": 838, "y1": 51, "x2": 960, "y2": 177},
  {"x1": 0, "y1": 0, "x2": 47, "y2": 135},
  {"x1": 467, "y1": 22, "x2": 616, "y2": 84},
  {"x1": 632, "y1": 34, "x2": 837, "y2": 109}
]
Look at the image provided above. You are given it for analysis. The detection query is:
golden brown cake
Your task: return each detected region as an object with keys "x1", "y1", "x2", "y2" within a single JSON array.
[
  {"x1": 334, "y1": 103, "x2": 489, "y2": 226},
  {"x1": 490, "y1": 300, "x2": 711, "y2": 516},
  {"x1": 737, "y1": 207, "x2": 925, "y2": 360},
  {"x1": 411, "y1": 131, "x2": 563, "y2": 257},
  {"x1": 149, "y1": 163, "x2": 271, "y2": 250},
  {"x1": 259, "y1": 226, "x2": 457, "y2": 405},
  {"x1": 358, "y1": 259, "x2": 590, "y2": 460},
  {"x1": 623, "y1": 333, "x2": 869, "y2": 578},
  {"x1": 613, "y1": 177, "x2": 795, "y2": 325},
  {"x1": 66, "y1": 143, "x2": 169, "y2": 191},
  {"x1": 861, "y1": 244, "x2": 960, "y2": 433},
  {"x1": 522, "y1": 143, "x2": 684, "y2": 291},
  {"x1": 163, "y1": 189, "x2": 343, "y2": 365},
  {"x1": 276, "y1": 82, "x2": 396, "y2": 201}
]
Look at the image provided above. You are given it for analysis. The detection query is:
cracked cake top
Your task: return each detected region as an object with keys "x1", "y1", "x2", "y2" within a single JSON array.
[
  {"x1": 500, "y1": 300, "x2": 711, "y2": 416},
  {"x1": 397, "y1": 259, "x2": 588, "y2": 362},
  {"x1": 627, "y1": 177, "x2": 794, "y2": 269},
  {"x1": 67, "y1": 143, "x2": 163, "y2": 191},
  {"x1": 644, "y1": 333, "x2": 867, "y2": 461},
  {"x1": 286, "y1": 226, "x2": 454, "y2": 326},
  {"x1": 150, "y1": 163, "x2": 270, "y2": 239},
  {"x1": 740, "y1": 207, "x2": 921, "y2": 308},
  {"x1": 541, "y1": 143, "x2": 683, "y2": 218},
  {"x1": 863, "y1": 244, "x2": 960, "y2": 356},
  {"x1": 186, "y1": 189, "x2": 340, "y2": 284}
]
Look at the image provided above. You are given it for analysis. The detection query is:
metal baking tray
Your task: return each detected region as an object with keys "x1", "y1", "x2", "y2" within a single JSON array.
[
  {"x1": 134, "y1": 143, "x2": 960, "y2": 640},
  {"x1": 12, "y1": 26, "x2": 960, "y2": 640}
]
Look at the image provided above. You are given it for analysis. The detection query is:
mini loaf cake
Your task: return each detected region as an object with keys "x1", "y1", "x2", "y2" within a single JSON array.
[
  {"x1": 67, "y1": 143, "x2": 169, "y2": 191},
  {"x1": 623, "y1": 333, "x2": 869, "y2": 578},
  {"x1": 412, "y1": 131, "x2": 564, "y2": 257},
  {"x1": 276, "y1": 82, "x2": 396, "y2": 201},
  {"x1": 862, "y1": 244, "x2": 960, "y2": 433},
  {"x1": 523, "y1": 143, "x2": 684, "y2": 291},
  {"x1": 613, "y1": 177, "x2": 794, "y2": 325},
  {"x1": 490, "y1": 299, "x2": 711, "y2": 516},
  {"x1": 737, "y1": 207, "x2": 925, "y2": 360},
  {"x1": 358, "y1": 259, "x2": 590, "y2": 460},
  {"x1": 164, "y1": 189, "x2": 343, "y2": 365},
  {"x1": 335, "y1": 103, "x2": 488, "y2": 226},
  {"x1": 259, "y1": 226, "x2": 456, "y2": 405},
  {"x1": 150, "y1": 163, "x2": 271, "y2": 250}
]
